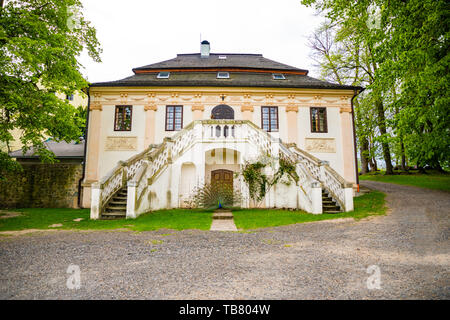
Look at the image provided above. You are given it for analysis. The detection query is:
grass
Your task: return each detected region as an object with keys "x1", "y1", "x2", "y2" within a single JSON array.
[
  {"x1": 359, "y1": 170, "x2": 450, "y2": 192},
  {"x1": 0, "y1": 191, "x2": 386, "y2": 232},
  {"x1": 233, "y1": 191, "x2": 386, "y2": 230},
  {"x1": 0, "y1": 208, "x2": 213, "y2": 232}
]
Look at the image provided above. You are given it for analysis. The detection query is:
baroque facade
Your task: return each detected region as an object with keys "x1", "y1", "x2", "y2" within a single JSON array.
[{"x1": 82, "y1": 41, "x2": 362, "y2": 219}]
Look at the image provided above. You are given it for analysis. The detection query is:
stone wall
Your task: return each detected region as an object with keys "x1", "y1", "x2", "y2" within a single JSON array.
[{"x1": 0, "y1": 162, "x2": 83, "y2": 209}]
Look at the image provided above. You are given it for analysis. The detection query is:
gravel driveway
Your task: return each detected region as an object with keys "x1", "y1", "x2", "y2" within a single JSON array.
[{"x1": 0, "y1": 181, "x2": 449, "y2": 299}]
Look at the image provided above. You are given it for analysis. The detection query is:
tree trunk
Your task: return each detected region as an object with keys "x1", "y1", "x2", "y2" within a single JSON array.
[
  {"x1": 400, "y1": 141, "x2": 407, "y2": 171},
  {"x1": 375, "y1": 99, "x2": 394, "y2": 174},
  {"x1": 359, "y1": 139, "x2": 369, "y2": 174}
]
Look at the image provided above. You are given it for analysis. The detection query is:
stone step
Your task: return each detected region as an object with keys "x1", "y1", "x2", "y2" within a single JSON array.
[
  {"x1": 102, "y1": 211, "x2": 126, "y2": 216},
  {"x1": 213, "y1": 212, "x2": 234, "y2": 220},
  {"x1": 322, "y1": 200, "x2": 335, "y2": 205},
  {"x1": 109, "y1": 201, "x2": 127, "y2": 206},
  {"x1": 101, "y1": 214, "x2": 126, "y2": 220},
  {"x1": 323, "y1": 210, "x2": 341, "y2": 214},
  {"x1": 323, "y1": 206, "x2": 341, "y2": 211},
  {"x1": 322, "y1": 197, "x2": 333, "y2": 202},
  {"x1": 114, "y1": 195, "x2": 128, "y2": 200},
  {"x1": 105, "y1": 206, "x2": 126, "y2": 212}
]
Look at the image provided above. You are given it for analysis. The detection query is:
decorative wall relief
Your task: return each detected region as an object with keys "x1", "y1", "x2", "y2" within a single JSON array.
[
  {"x1": 105, "y1": 136, "x2": 138, "y2": 151},
  {"x1": 305, "y1": 138, "x2": 336, "y2": 153}
]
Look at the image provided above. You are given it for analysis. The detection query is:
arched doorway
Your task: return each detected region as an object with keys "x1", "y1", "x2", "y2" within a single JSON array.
[{"x1": 211, "y1": 104, "x2": 234, "y2": 119}]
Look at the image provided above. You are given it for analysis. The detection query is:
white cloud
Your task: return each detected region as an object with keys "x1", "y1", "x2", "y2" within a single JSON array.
[{"x1": 78, "y1": 0, "x2": 324, "y2": 83}]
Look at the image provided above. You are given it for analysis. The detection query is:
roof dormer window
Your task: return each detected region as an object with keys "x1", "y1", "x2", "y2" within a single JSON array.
[
  {"x1": 157, "y1": 71, "x2": 170, "y2": 79},
  {"x1": 272, "y1": 73, "x2": 286, "y2": 80},
  {"x1": 217, "y1": 72, "x2": 230, "y2": 79}
]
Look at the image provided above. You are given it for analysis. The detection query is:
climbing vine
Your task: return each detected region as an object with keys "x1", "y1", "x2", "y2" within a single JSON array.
[{"x1": 241, "y1": 155, "x2": 299, "y2": 204}]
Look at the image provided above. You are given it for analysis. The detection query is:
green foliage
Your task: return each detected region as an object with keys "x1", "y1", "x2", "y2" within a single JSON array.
[
  {"x1": 188, "y1": 182, "x2": 242, "y2": 209},
  {"x1": 303, "y1": 0, "x2": 450, "y2": 171},
  {"x1": 0, "y1": 0, "x2": 101, "y2": 171},
  {"x1": 241, "y1": 155, "x2": 299, "y2": 204}
]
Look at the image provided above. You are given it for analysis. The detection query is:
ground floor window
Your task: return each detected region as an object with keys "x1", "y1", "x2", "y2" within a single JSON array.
[
  {"x1": 261, "y1": 106, "x2": 278, "y2": 132},
  {"x1": 310, "y1": 107, "x2": 327, "y2": 133},
  {"x1": 114, "y1": 105, "x2": 132, "y2": 131},
  {"x1": 166, "y1": 105, "x2": 183, "y2": 131}
]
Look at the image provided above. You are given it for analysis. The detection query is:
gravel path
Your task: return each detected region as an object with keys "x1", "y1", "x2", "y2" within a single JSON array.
[{"x1": 0, "y1": 181, "x2": 448, "y2": 299}]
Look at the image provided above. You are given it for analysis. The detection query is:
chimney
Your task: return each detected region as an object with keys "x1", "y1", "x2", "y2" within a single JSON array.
[{"x1": 200, "y1": 40, "x2": 210, "y2": 58}]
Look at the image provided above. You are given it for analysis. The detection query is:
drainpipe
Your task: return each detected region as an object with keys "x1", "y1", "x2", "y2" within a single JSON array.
[
  {"x1": 351, "y1": 87, "x2": 364, "y2": 193},
  {"x1": 77, "y1": 86, "x2": 90, "y2": 208}
]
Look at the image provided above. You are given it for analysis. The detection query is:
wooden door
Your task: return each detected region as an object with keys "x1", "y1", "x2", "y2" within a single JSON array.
[{"x1": 211, "y1": 169, "x2": 233, "y2": 187}]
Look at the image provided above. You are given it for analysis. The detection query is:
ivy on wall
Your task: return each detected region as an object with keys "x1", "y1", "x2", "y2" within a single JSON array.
[{"x1": 240, "y1": 155, "x2": 299, "y2": 204}]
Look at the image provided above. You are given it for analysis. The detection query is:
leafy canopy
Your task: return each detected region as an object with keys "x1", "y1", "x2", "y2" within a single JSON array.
[{"x1": 0, "y1": 0, "x2": 101, "y2": 172}]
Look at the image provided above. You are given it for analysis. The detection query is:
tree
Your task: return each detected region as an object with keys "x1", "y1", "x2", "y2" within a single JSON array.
[
  {"x1": 302, "y1": 0, "x2": 450, "y2": 173},
  {"x1": 0, "y1": 0, "x2": 101, "y2": 176}
]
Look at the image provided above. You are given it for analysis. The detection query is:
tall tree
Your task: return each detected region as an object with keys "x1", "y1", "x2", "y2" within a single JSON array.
[
  {"x1": 302, "y1": 0, "x2": 449, "y2": 172},
  {"x1": 0, "y1": 0, "x2": 101, "y2": 175}
]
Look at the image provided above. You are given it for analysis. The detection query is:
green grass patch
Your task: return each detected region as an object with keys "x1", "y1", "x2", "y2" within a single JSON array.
[
  {"x1": 233, "y1": 191, "x2": 386, "y2": 230},
  {"x1": 360, "y1": 171, "x2": 450, "y2": 192},
  {"x1": 0, "y1": 192, "x2": 386, "y2": 232},
  {"x1": 0, "y1": 208, "x2": 213, "y2": 232}
]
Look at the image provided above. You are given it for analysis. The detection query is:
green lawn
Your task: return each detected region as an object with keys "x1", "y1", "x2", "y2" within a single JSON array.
[
  {"x1": 0, "y1": 208, "x2": 213, "y2": 232},
  {"x1": 360, "y1": 171, "x2": 450, "y2": 192},
  {"x1": 0, "y1": 191, "x2": 386, "y2": 232},
  {"x1": 233, "y1": 191, "x2": 386, "y2": 230}
]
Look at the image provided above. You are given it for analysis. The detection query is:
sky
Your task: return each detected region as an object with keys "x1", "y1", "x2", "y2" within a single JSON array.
[{"x1": 78, "y1": 0, "x2": 325, "y2": 83}]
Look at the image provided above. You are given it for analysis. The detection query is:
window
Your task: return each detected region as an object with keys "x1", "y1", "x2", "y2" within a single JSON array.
[
  {"x1": 66, "y1": 94, "x2": 74, "y2": 101},
  {"x1": 310, "y1": 107, "x2": 328, "y2": 133},
  {"x1": 261, "y1": 106, "x2": 279, "y2": 132},
  {"x1": 272, "y1": 73, "x2": 285, "y2": 80},
  {"x1": 114, "y1": 105, "x2": 132, "y2": 131},
  {"x1": 217, "y1": 72, "x2": 230, "y2": 79},
  {"x1": 165, "y1": 105, "x2": 183, "y2": 131},
  {"x1": 218, "y1": 55, "x2": 227, "y2": 60},
  {"x1": 157, "y1": 71, "x2": 170, "y2": 78}
]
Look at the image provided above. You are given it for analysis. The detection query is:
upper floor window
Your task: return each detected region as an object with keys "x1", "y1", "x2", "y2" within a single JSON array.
[
  {"x1": 310, "y1": 107, "x2": 327, "y2": 133},
  {"x1": 157, "y1": 71, "x2": 170, "y2": 79},
  {"x1": 166, "y1": 105, "x2": 183, "y2": 131},
  {"x1": 272, "y1": 73, "x2": 285, "y2": 80},
  {"x1": 261, "y1": 106, "x2": 278, "y2": 132},
  {"x1": 217, "y1": 71, "x2": 230, "y2": 79},
  {"x1": 114, "y1": 105, "x2": 132, "y2": 131},
  {"x1": 66, "y1": 94, "x2": 74, "y2": 101}
]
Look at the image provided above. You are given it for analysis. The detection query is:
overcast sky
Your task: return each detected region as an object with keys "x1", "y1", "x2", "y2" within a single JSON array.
[{"x1": 78, "y1": 0, "x2": 324, "y2": 83}]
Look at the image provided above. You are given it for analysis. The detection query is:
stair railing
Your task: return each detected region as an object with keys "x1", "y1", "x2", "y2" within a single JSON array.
[
  {"x1": 90, "y1": 144, "x2": 158, "y2": 219},
  {"x1": 287, "y1": 144, "x2": 354, "y2": 211}
]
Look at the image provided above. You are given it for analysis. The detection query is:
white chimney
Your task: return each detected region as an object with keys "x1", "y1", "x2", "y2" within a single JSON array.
[{"x1": 200, "y1": 40, "x2": 210, "y2": 58}]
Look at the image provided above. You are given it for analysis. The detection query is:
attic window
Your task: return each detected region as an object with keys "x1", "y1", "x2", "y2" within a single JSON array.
[
  {"x1": 157, "y1": 71, "x2": 170, "y2": 79},
  {"x1": 218, "y1": 55, "x2": 227, "y2": 60},
  {"x1": 217, "y1": 72, "x2": 230, "y2": 79},
  {"x1": 272, "y1": 73, "x2": 286, "y2": 80}
]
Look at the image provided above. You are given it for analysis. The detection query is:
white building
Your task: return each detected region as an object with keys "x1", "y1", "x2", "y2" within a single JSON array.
[{"x1": 82, "y1": 41, "x2": 362, "y2": 219}]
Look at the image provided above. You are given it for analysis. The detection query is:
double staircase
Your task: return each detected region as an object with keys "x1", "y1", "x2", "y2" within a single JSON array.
[{"x1": 90, "y1": 120, "x2": 354, "y2": 219}]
